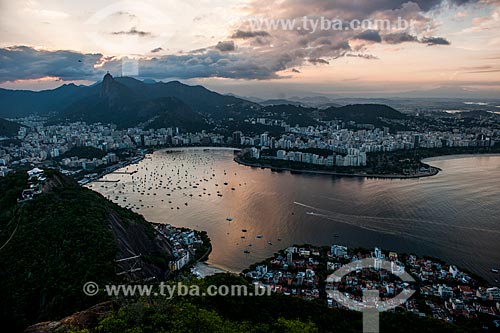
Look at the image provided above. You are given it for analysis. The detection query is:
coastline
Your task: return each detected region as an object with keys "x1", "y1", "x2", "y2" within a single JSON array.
[
  {"x1": 79, "y1": 154, "x2": 145, "y2": 185},
  {"x1": 88, "y1": 146, "x2": 500, "y2": 183},
  {"x1": 233, "y1": 154, "x2": 441, "y2": 179},
  {"x1": 422, "y1": 152, "x2": 500, "y2": 163},
  {"x1": 192, "y1": 262, "x2": 229, "y2": 278}
]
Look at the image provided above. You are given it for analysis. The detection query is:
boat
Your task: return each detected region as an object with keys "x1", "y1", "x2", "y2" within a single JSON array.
[
  {"x1": 226, "y1": 217, "x2": 233, "y2": 221},
  {"x1": 242, "y1": 229, "x2": 247, "y2": 232},
  {"x1": 268, "y1": 241, "x2": 273, "y2": 245},
  {"x1": 256, "y1": 235, "x2": 263, "y2": 239},
  {"x1": 244, "y1": 250, "x2": 250, "y2": 254},
  {"x1": 491, "y1": 268, "x2": 499, "y2": 274}
]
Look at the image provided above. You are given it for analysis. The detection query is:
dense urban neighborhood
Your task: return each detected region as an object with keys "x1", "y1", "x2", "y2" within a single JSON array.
[
  {"x1": 1, "y1": 104, "x2": 499, "y2": 179},
  {"x1": 244, "y1": 244, "x2": 500, "y2": 329}
]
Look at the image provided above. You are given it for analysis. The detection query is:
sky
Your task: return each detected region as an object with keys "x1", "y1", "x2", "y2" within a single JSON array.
[{"x1": 0, "y1": 0, "x2": 499, "y2": 98}]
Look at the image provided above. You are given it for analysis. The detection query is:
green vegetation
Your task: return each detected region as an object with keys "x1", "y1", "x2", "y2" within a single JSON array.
[
  {"x1": 195, "y1": 231, "x2": 211, "y2": 262},
  {"x1": 68, "y1": 274, "x2": 471, "y2": 333},
  {"x1": 0, "y1": 170, "x2": 28, "y2": 214},
  {"x1": 260, "y1": 104, "x2": 320, "y2": 127},
  {"x1": 0, "y1": 138, "x2": 22, "y2": 147},
  {"x1": 0, "y1": 171, "x2": 165, "y2": 332},
  {"x1": 59, "y1": 146, "x2": 107, "y2": 160},
  {"x1": 321, "y1": 104, "x2": 408, "y2": 131},
  {"x1": 367, "y1": 145, "x2": 500, "y2": 175},
  {"x1": 0, "y1": 173, "x2": 117, "y2": 331},
  {"x1": 0, "y1": 117, "x2": 22, "y2": 137}
]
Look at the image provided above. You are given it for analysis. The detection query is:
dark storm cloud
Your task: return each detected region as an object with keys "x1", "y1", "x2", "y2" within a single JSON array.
[
  {"x1": 251, "y1": 0, "x2": 482, "y2": 18},
  {"x1": 308, "y1": 58, "x2": 329, "y2": 65},
  {"x1": 421, "y1": 36, "x2": 451, "y2": 45},
  {"x1": 111, "y1": 27, "x2": 152, "y2": 37},
  {"x1": 355, "y1": 30, "x2": 382, "y2": 43},
  {"x1": 347, "y1": 53, "x2": 379, "y2": 60},
  {"x1": 231, "y1": 30, "x2": 270, "y2": 39},
  {"x1": 0, "y1": 46, "x2": 106, "y2": 83},
  {"x1": 215, "y1": 41, "x2": 236, "y2": 52},
  {"x1": 383, "y1": 33, "x2": 449, "y2": 45},
  {"x1": 231, "y1": 0, "x2": 474, "y2": 76},
  {"x1": 383, "y1": 32, "x2": 419, "y2": 44},
  {"x1": 0, "y1": 45, "x2": 291, "y2": 82},
  {"x1": 139, "y1": 50, "x2": 284, "y2": 79}
]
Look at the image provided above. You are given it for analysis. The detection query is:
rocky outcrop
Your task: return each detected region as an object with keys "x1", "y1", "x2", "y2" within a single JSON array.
[{"x1": 24, "y1": 302, "x2": 115, "y2": 333}]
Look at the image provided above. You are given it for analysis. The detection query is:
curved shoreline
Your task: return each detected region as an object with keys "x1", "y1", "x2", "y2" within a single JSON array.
[
  {"x1": 94, "y1": 147, "x2": 500, "y2": 182},
  {"x1": 234, "y1": 154, "x2": 441, "y2": 179},
  {"x1": 422, "y1": 153, "x2": 500, "y2": 163},
  {"x1": 159, "y1": 146, "x2": 242, "y2": 153}
]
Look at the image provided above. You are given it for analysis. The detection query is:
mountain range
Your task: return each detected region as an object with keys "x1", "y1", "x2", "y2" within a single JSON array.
[{"x1": 0, "y1": 74, "x2": 410, "y2": 134}]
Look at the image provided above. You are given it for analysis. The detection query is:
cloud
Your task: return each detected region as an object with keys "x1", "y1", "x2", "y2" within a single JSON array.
[
  {"x1": 0, "y1": 0, "x2": 494, "y2": 83},
  {"x1": 226, "y1": 0, "x2": 471, "y2": 77},
  {"x1": 0, "y1": 45, "x2": 291, "y2": 81},
  {"x1": 215, "y1": 41, "x2": 236, "y2": 52},
  {"x1": 244, "y1": 0, "x2": 481, "y2": 21},
  {"x1": 231, "y1": 30, "x2": 271, "y2": 39},
  {"x1": 382, "y1": 33, "x2": 450, "y2": 45},
  {"x1": 465, "y1": 68, "x2": 500, "y2": 73},
  {"x1": 308, "y1": 58, "x2": 330, "y2": 65},
  {"x1": 37, "y1": 9, "x2": 69, "y2": 19},
  {"x1": 111, "y1": 27, "x2": 152, "y2": 37},
  {"x1": 421, "y1": 36, "x2": 451, "y2": 45},
  {"x1": 138, "y1": 50, "x2": 284, "y2": 79},
  {"x1": 355, "y1": 30, "x2": 382, "y2": 43},
  {"x1": 0, "y1": 46, "x2": 106, "y2": 83},
  {"x1": 112, "y1": 11, "x2": 137, "y2": 19},
  {"x1": 347, "y1": 53, "x2": 379, "y2": 60},
  {"x1": 383, "y1": 32, "x2": 419, "y2": 44}
]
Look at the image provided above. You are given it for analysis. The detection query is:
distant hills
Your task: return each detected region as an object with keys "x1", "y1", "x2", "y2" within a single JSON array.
[
  {"x1": 256, "y1": 96, "x2": 342, "y2": 109},
  {"x1": 0, "y1": 74, "x2": 410, "y2": 131},
  {"x1": 260, "y1": 104, "x2": 320, "y2": 127},
  {"x1": 322, "y1": 104, "x2": 406, "y2": 128},
  {"x1": 0, "y1": 83, "x2": 91, "y2": 118}
]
